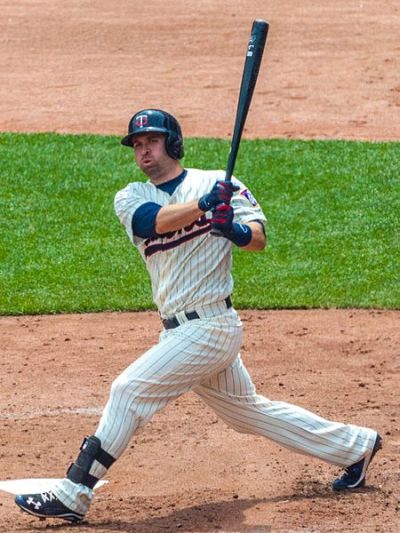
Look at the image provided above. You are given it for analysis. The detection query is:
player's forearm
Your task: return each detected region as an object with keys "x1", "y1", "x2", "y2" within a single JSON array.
[
  {"x1": 155, "y1": 200, "x2": 204, "y2": 234},
  {"x1": 242, "y1": 221, "x2": 267, "y2": 251}
]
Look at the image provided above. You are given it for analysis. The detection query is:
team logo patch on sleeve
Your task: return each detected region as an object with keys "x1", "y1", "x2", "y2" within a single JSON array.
[{"x1": 241, "y1": 188, "x2": 258, "y2": 206}]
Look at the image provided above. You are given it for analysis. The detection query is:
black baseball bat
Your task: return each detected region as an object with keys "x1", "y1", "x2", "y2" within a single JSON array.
[
  {"x1": 225, "y1": 19, "x2": 269, "y2": 183},
  {"x1": 210, "y1": 19, "x2": 268, "y2": 236}
]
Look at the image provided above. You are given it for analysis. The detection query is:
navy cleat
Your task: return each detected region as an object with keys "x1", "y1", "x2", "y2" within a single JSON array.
[
  {"x1": 15, "y1": 490, "x2": 84, "y2": 522},
  {"x1": 332, "y1": 432, "x2": 382, "y2": 491}
]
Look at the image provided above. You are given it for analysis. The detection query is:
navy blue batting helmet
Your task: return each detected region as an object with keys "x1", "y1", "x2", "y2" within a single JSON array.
[{"x1": 121, "y1": 109, "x2": 184, "y2": 160}]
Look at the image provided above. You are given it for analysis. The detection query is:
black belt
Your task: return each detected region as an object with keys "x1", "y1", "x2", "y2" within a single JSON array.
[{"x1": 162, "y1": 296, "x2": 232, "y2": 330}]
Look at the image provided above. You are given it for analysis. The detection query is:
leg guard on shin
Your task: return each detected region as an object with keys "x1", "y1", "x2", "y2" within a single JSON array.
[{"x1": 66, "y1": 436, "x2": 115, "y2": 489}]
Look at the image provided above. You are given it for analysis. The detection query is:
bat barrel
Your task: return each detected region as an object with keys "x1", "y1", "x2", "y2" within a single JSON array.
[{"x1": 225, "y1": 19, "x2": 269, "y2": 182}]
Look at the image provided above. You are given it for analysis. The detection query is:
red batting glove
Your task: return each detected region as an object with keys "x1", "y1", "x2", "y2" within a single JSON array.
[{"x1": 210, "y1": 204, "x2": 234, "y2": 234}]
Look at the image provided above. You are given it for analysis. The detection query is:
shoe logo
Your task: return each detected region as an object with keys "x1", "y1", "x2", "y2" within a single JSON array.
[{"x1": 27, "y1": 497, "x2": 42, "y2": 510}]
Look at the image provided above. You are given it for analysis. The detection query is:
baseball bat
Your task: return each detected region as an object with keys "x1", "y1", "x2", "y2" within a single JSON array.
[
  {"x1": 225, "y1": 19, "x2": 269, "y2": 183},
  {"x1": 211, "y1": 19, "x2": 268, "y2": 236}
]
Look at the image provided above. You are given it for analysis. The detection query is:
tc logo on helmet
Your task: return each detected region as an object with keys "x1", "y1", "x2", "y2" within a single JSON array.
[{"x1": 135, "y1": 115, "x2": 148, "y2": 128}]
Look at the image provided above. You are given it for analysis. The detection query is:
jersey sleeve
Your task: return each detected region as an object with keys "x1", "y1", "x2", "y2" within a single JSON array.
[
  {"x1": 230, "y1": 176, "x2": 267, "y2": 227},
  {"x1": 132, "y1": 202, "x2": 162, "y2": 239},
  {"x1": 114, "y1": 183, "x2": 157, "y2": 245}
]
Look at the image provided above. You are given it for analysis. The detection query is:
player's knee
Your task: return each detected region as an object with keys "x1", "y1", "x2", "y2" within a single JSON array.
[
  {"x1": 109, "y1": 374, "x2": 131, "y2": 400},
  {"x1": 109, "y1": 374, "x2": 153, "y2": 403},
  {"x1": 108, "y1": 376, "x2": 147, "y2": 422},
  {"x1": 108, "y1": 374, "x2": 164, "y2": 429},
  {"x1": 219, "y1": 414, "x2": 252, "y2": 434}
]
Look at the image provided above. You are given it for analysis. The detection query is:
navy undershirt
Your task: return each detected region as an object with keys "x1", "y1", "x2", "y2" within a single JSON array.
[{"x1": 132, "y1": 170, "x2": 188, "y2": 239}]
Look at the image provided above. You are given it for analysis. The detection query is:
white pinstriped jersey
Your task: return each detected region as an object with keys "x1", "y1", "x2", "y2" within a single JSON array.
[{"x1": 114, "y1": 169, "x2": 267, "y2": 318}]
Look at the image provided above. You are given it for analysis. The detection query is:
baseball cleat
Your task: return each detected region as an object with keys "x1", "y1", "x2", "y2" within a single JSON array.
[
  {"x1": 15, "y1": 490, "x2": 84, "y2": 522},
  {"x1": 332, "y1": 432, "x2": 382, "y2": 491}
]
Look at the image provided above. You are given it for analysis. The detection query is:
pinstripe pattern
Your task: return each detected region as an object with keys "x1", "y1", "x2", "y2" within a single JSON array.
[
  {"x1": 95, "y1": 314, "x2": 243, "y2": 458},
  {"x1": 195, "y1": 356, "x2": 376, "y2": 466},
  {"x1": 55, "y1": 312, "x2": 376, "y2": 516},
  {"x1": 52, "y1": 170, "x2": 378, "y2": 516},
  {"x1": 114, "y1": 169, "x2": 266, "y2": 318}
]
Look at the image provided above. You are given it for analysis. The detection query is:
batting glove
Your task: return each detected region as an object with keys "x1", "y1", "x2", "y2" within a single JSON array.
[
  {"x1": 198, "y1": 180, "x2": 240, "y2": 212},
  {"x1": 210, "y1": 204, "x2": 252, "y2": 247}
]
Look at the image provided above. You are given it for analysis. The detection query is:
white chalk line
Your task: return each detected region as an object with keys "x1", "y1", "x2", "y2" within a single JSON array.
[{"x1": 0, "y1": 406, "x2": 103, "y2": 420}]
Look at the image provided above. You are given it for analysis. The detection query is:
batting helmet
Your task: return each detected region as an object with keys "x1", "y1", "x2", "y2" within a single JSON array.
[{"x1": 121, "y1": 109, "x2": 184, "y2": 160}]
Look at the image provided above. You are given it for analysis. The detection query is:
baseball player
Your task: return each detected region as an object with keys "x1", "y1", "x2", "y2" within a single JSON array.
[{"x1": 15, "y1": 109, "x2": 382, "y2": 523}]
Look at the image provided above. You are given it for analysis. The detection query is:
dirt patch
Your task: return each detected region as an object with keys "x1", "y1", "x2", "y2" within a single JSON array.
[
  {"x1": 1, "y1": 1, "x2": 399, "y2": 532},
  {"x1": 1, "y1": 0, "x2": 399, "y2": 140},
  {"x1": 1, "y1": 310, "x2": 399, "y2": 532}
]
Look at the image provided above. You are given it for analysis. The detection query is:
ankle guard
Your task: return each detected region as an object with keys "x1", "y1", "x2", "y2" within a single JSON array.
[{"x1": 67, "y1": 435, "x2": 115, "y2": 489}]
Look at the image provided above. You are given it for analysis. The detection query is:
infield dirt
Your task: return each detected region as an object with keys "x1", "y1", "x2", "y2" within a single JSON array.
[{"x1": 1, "y1": 1, "x2": 399, "y2": 532}]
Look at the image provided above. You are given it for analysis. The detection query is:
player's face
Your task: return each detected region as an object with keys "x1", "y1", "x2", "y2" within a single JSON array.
[{"x1": 132, "y1": 133, "x2": 171, "y2": 176}]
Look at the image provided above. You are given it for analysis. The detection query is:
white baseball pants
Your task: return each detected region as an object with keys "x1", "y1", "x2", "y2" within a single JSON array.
[{"x1": 54, "y1": 309, "x2": 377, "y2": 515}]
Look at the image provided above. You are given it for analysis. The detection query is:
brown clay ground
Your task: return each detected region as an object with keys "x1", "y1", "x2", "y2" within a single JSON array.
[{"x1": 0, "y1": 1, "x2": 399, "y2": 532}]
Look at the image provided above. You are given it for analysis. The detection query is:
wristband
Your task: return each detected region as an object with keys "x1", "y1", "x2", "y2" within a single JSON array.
[
  {"x1": 198, "y1": 195, "x2": 212, "y2": 212},
  {"x1": 226, "y1": 223, "x2": 252, "y2": 247}
]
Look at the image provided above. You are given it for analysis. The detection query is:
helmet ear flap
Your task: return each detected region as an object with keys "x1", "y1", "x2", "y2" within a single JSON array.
[
  {"x1": 166, "y1": 133, "x2": 184, "y2": 160},
  {"x1": 164, "y1": 112, "x2": 184, "y2": 159}
]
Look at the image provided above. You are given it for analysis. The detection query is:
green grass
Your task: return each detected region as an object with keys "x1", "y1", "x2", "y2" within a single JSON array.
[{"x1": 0, "y1": 133, "x2": 399, "y2": 314}]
